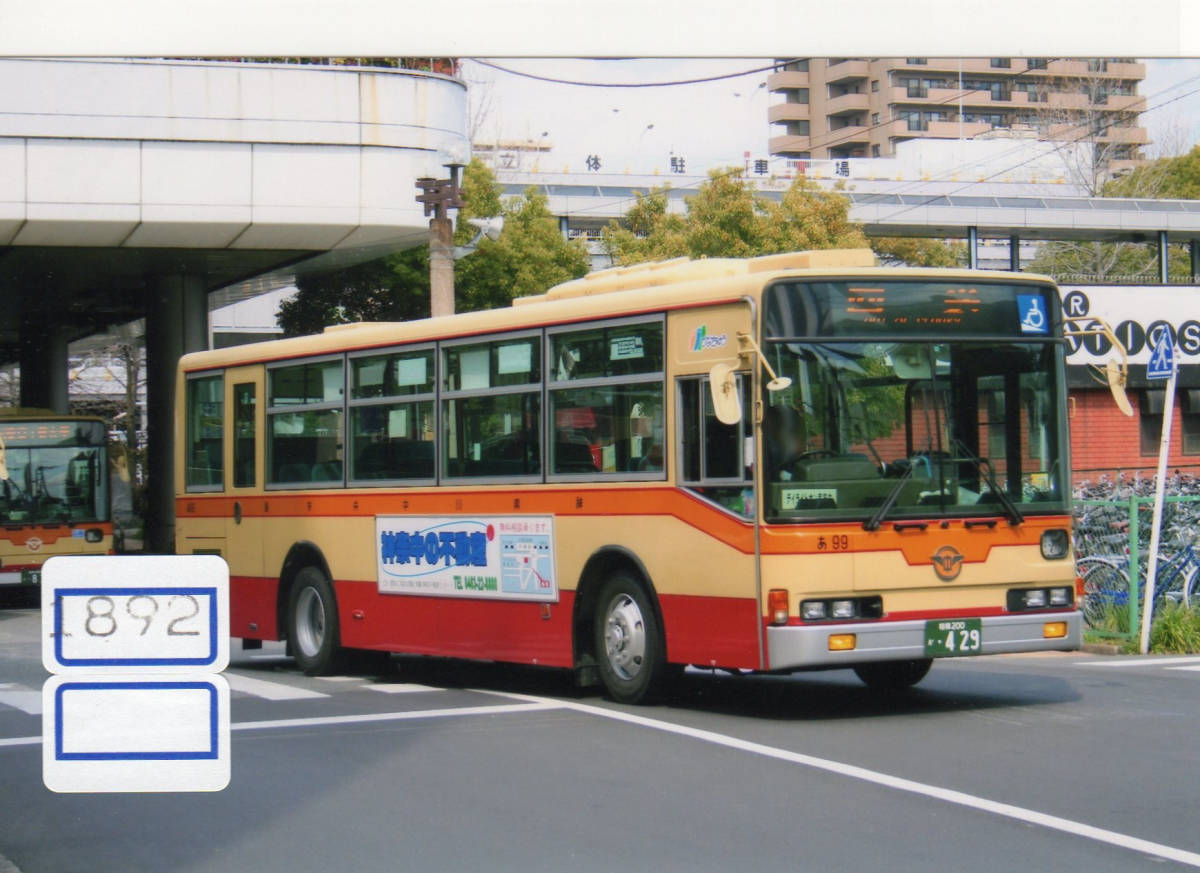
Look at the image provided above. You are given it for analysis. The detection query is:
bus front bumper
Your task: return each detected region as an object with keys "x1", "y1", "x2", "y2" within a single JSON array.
[{"x1": 765, "y1": 611, "x2": 1082, "y2": 671}]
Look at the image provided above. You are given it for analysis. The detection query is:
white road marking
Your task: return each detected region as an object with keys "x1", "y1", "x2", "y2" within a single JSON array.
[
  {"x1": 0, "y1": 686, "x2": 41, "y2": 715},
  {"x1": 224, "y1": 672, "x2": 330, "y2": 701},
  {"x1": 314, "y1": 676, "x2": 361, "y2": 683},
  {"x1": 1077, "y1": 655, "x2": 1200, "y2": 668},
  {"x1": 366, "y1": 683, "x2": 445, "y2": 694},
  {"x1": 231, "y1": 701, "x2": 560, "y2": 732},
  {"x1": 0, "y1": 735, "x2": 38, "y2": 748},
  {"x1": 477, "y1": 690, "x2": 1200, "y2": 868},
  {"x1": 1165, "y1": 665, "x2": 1200, "y2": 672}
]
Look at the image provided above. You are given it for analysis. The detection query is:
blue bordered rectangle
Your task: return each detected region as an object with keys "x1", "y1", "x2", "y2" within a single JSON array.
[
  {"x1": 53, "y1": 586, "x2": 219, "y2": 668},
  {"x1": 54, "y1": 680, "x2": 220, "y2": 761}
]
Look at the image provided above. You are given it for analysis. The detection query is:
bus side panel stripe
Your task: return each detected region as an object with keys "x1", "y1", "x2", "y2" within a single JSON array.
[
  {"x1": 334, "y1": 582, "x2": 576, "y2": 668},
  {"x1": 230, "y1": 575, "x2": 280, "y2": 640},
  {"x1": 659, "y1": 594, "x2": 760, "y2": 670}
]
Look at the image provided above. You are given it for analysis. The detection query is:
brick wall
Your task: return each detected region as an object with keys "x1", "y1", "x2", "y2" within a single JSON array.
[{"x1": 1070, "y1": 387, "x2": 1200, "y2": 483}]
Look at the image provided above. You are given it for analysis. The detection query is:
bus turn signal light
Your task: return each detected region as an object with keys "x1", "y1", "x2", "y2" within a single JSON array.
[
  {"x1": 828, "y1": 634, "x2": 857, "y2": 651},
  {"x1": 768, "y1": 589, "x2": 789, "y2": 625},
  {"x1": 1043, "y1": 622, "x2": 1068, "y2": 639}
]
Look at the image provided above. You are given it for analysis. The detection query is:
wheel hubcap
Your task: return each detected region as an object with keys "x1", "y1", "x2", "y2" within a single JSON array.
[
  {"x1": 603, "y1": 593, "x2": 646, "y2": 681},
  {"x1": 295, "y1": 586, "x2": 325, "y2": 658}
]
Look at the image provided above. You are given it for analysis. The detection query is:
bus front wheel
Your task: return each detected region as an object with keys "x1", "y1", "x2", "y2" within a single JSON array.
[
  {"x1": 594, "y1": 574, "x2": 671, "y2": 704},
  {"x1": 287, "y1": 567, "x2": 345, "y2": 675},
  {"x1": 853, "y1": 658, "x2": 932, "y2": 690}
]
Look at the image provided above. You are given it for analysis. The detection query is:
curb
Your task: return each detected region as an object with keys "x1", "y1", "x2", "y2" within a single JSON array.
[{"x1": 1080, "y1": 642, "x2": 1125, "y2": 656}]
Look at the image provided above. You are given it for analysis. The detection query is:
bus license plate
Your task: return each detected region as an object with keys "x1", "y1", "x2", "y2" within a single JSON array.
[
  {"x1": 924, "y1": 618, "x2": 982, "y2": 657},
  {"x1": 21, "y1": 569, "x2": 41, "y2": 586}
]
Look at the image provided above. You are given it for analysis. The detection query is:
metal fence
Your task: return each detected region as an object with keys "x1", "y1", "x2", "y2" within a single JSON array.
[{"x1": 1074, "y1": 493, "x2": 1200, "y2": 640}]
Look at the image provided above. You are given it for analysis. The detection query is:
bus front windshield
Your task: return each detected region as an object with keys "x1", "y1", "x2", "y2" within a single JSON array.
[
  {"x1": 0, "y1": 423, "x2": 109, "y2": 524},
  {"x1": 761, "y1": 340, "x2": 1066, "y2": 525}
]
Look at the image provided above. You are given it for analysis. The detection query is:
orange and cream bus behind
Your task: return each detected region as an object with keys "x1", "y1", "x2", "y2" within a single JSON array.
[
  {"x1": 1, "y1": 409, "x2": 113, "y2": 588},
  {"x1": 175, "y1": 249, "x2": 1079, "y2": 703}
]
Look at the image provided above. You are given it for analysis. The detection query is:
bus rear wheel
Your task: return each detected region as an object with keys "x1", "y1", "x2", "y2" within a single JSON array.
[
  {"x1": 288, "y1": 567, "x2": 345, "y2": 675},
  {"x1": 594, "y1": 573, "x2": 672, "y2": 705},
  {"x1": 853, "y1": 658, "x2": 932, "y2": 690}
]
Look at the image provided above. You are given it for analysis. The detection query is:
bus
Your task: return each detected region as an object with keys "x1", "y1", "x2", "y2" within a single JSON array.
[
  {"x1": 1, "y1": 409, "x2": 113, "y2": 587},
  {"x1": 175, "y1": 248, "x2": 1081, "y2": 703}
]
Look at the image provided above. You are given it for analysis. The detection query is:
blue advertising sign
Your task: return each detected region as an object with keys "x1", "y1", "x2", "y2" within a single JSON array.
[{"x1": 376, "y1": 515, "x2": 557, "y2": 601}]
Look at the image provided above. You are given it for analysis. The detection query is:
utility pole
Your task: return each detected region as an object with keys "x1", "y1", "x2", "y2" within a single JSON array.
[{"x1": 415, "y1": 163, "x2": 465, "y2": 318}]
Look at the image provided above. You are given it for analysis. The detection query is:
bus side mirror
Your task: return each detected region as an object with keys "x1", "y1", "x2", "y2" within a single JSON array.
[{"x1": 709, "y1": 363, "x2": 742, "y2": 425}]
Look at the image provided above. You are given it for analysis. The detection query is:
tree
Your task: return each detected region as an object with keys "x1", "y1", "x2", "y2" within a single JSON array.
[
  {"x1": 277, "y1": 160, "x2": 588, "y2": 336},
  {"x1": 602, "y1": 168, "x2": 960, "y2": 268}
]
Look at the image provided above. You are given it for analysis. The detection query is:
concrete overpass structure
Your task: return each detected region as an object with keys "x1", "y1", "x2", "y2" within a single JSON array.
[
  {"x1": 496, "y1": 172, "x2": 1200, "y2": 277},
  {"x1": 0, "y1": 57, "x2": 469, "y2": 550}
]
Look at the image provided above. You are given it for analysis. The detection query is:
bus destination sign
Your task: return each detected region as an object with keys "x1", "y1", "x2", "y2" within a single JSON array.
[{"x1": 765, "y1": 280, "x2": 1056, "y2": 339}]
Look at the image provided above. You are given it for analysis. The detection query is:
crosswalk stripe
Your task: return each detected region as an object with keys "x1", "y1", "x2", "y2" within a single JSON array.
[
  {"x1": 0, "y1": 686, "x2": 41, "y2": 715},
  {"x1": 366, "y1": 683, "x2": 445, "y2": 695},
  {"x1": 225, "y1": 672, "x2": 330, "y2": 701},
  {"x1": 1165, "y1": 665, "x2": 1200, "y2": 672}
]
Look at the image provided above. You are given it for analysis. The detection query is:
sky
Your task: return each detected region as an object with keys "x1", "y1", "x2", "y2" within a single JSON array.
[{"x1": 461, "y1": 57, "x2": 1200, "y2": 178}]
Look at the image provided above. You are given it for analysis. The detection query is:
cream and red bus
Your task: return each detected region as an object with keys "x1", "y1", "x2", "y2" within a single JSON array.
[
  {"x1": 1, "y1": 409, "x2": 113, "y2": 587},
  {"x1": 175, "y1": 249, "x2": 1079, "y2": 703}
]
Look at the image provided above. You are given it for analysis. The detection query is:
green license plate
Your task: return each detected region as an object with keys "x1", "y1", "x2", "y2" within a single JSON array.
[
  {"x1": 20, "y1": 569, "x2": 41, "y2": 586},
  {"x1": 924, "y1": 618, "x2": 982, "y2": 657}
]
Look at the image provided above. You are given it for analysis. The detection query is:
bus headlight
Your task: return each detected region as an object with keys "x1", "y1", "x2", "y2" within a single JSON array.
[
  {"x1": 1041, "y1": 529, "x2": 1069, "y2": 560},
  {"x1": 801, "y1": 601, "x2": 827, "y2": 621}
]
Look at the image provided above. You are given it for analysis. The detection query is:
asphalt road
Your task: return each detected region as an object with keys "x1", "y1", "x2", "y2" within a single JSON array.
[{"x1": 2, "y1": 594, "x2": 1199, "y2": 873}]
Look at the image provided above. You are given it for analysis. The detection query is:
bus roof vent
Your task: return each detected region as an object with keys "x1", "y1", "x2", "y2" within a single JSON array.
[{"x1": 520, "y1": 249, "x2": 877, "y2": 303}]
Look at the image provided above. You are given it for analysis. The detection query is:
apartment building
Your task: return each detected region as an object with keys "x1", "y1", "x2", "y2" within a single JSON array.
[{"x1": 768, "y1": 58, "x2": 1148, "y2": 174}]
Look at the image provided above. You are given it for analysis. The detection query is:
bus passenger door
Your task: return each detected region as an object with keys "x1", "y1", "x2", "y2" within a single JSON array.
[{"x1": 224, "y1": 367, "x2": 265, "y2": 585}]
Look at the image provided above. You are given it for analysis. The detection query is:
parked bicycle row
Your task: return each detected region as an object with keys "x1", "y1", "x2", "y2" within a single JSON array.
[{"x1": 1072, "y1": 476, "x2": 1200, "y2": 633}]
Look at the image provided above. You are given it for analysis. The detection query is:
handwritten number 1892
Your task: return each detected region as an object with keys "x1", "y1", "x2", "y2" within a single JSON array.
[{"x1": 83, "y1": 594, "x2": 202, "y2": 637}]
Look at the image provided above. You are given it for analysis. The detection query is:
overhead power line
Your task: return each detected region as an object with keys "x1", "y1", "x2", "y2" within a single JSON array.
[{"x1": 467, "y1": 58, "x2": 790, "y2": 88}]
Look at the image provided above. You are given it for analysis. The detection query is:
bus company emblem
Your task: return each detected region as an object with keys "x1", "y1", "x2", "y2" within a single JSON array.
[
  {"x1": 930, "y1": 545, "x2": 964, "y2": 581},
  {"x1": 692, "y1": 325, "x2": 728, "y2": 352},
  {"x1": 26, "y1": 537, "x2": 43, "y2": 552}
]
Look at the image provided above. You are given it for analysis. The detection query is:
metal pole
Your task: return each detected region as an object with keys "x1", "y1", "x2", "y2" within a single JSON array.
[
  {"x1": 1190, "y1": 238, "x2": 1199, "y2": 282},
  {"x1": 1159, "y1": 230, "x2": 1169, "y2": 285},
  {"x1": 968, "y1": 227, "x2": 978, "y2": 269},
  {"x1": 1009, "y1": 234, "x2": 1020, "y2": 272},
  {"x1": 429, "y1": 217, "x2": 455, "y2": 318},
  {"x1": 1140, "y1": 353, "x2": 1178, "y2": 653}
]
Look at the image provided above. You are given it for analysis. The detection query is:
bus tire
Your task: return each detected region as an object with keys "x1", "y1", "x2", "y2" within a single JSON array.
[
  {"x1": 287, "y1": 566, "x2": 345, "y2": 676},
  {"x1": 853, "y1": 658, "x2": 932, "y2": 690},
  {"x1": 594, "y1": 573, "x2": 671, "y2": 705}
]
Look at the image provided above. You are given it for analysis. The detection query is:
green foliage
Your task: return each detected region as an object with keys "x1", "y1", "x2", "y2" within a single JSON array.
[
  {"x1": 871, "y1": 237, "x2": 965, "y2": 268},
  {"x1": 277, "y1": 161, "x2": 588, "y2": 336},
  {"x1": 602, "y1": 169, "x2": 869, "y2": 266},
  {"x1": 1149, "y1": 603, "x2": 1200, "y2": 654},
  {"x1": 456, "y1": 186, "x2": 590, "y2": 311},
  {"x1": 602, "y1": 169, "x2": 964, "y2": 270},
  {"x1": 277, "y1": 250, "x2": 430, "y2": 337}
]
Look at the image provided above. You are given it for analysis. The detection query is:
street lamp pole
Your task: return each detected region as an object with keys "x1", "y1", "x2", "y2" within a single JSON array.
[{"x1": 415, "y1": 162, "x2": 465, "y2": 318}]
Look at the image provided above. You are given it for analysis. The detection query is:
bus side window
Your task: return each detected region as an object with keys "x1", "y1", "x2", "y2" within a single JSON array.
[
  {"x1": 678, "y1": 375, "x2": 753, "y2": 517},
  {"x1": 186, "y1": 374, "x2": 224, "y2": 490}
]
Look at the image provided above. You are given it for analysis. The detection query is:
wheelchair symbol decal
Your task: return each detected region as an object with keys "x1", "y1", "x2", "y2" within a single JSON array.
[{"x1": 1017, "y1": 294, "x2": 1048, "y2": 334}]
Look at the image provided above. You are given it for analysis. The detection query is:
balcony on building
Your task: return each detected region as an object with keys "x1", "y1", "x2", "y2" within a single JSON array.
[
  {"x1": 824, "y1": 59, "x2": 870, "y2": 83},
  {"x1": 825, "y1": 92, "x2": 870, "y2": 116},
  {"x1": 819, "y1": 124, "x2": 870, "y2": 147},
  {"x1": 768, "y1": 134, "x2": 812, "y2": 156},
  {"x1": 768, "y1": 103, "x2": 812, "y2": 123},
  {"x1": 767, "y1": 70, "x2": 810, "y2": 92}
]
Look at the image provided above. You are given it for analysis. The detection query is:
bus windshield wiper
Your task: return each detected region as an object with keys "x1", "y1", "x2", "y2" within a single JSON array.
[
  {"x1": 952, "y1": 440, "x2": 1023, "y2": 526},
  {"x1": 863, "y1": 463, "x2": 915, "y2": 531}
]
